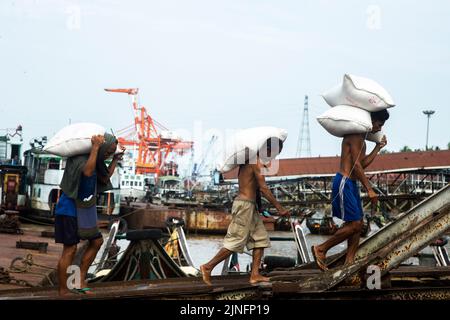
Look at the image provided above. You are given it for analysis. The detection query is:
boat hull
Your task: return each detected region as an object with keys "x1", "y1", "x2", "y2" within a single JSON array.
[{"x1": 121, "y1": 205, "x2": 275, "y2": 234}]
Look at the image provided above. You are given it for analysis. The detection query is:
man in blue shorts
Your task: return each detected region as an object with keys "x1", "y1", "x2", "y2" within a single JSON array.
[
  {"x1": 312, "y1": 109, "x2": 389, "y2": 271},
  {"x1": 55, "y1": 133, "x2": 124, "y2": 295}
]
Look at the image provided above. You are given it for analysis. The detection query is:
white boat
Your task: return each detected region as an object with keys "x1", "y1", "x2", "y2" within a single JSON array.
[
  {"x1": 23, "y1": 149, "x2": 121, "y2": 219},
  {"x1": 118, "y1": 152, "x2": 155, "y2": 202},
  {"x1": 119, "y1": 173, "x2": 148, "y2": 201}
]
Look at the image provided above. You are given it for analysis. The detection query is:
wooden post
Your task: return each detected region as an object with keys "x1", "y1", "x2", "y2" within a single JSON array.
[{"x1": 107, "y1": 192, "x2": 111, "y2": 215}]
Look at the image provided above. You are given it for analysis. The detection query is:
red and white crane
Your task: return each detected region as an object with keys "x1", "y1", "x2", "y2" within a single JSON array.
[{"x1": 104, "y1": 88, "x2": 192, "y2": 178}]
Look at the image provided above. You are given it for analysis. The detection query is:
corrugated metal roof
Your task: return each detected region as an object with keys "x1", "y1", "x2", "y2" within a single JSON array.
[{"x1": 223, "y1": 150, "x2": 450, "y2": 180}]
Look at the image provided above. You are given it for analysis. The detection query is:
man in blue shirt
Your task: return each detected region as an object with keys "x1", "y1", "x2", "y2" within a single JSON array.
[{"x1": 55, "y1": 133, "x2": 123, "y2": 295}]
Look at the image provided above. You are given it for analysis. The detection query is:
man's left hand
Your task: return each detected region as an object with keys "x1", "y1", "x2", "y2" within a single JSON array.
[
  {"x1": 114, "y1": 145, "x2": 126, "y2": 161},
  {"x1": 278, "y1": 208, "x2": 291, "y2": 217},
  {"x1": 377, "y1": 135, "x2": 387, "y2": 149}
]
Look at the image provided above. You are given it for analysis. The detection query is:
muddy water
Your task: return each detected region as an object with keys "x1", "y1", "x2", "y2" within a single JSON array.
[{"x1": 187, "y1": 224, "x2": 450, "y2": 275}]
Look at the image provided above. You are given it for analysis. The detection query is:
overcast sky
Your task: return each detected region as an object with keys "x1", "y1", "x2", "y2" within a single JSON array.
[{"x1": 1, "y1": 0, "x2": 449, "y2": 173}]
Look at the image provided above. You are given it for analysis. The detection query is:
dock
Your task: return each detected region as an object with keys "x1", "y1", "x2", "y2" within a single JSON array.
[
  {"x1": 1, "y1": 265, "x2": 450, "y2": 300},
  {"x1": 0, "y1": 185, "x2": 449, "y2": 300},
  {"x1": 0, "y1": 223, "x2": 61, "y2": 290}
]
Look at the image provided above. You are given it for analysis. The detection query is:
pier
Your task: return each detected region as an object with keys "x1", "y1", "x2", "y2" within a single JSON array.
[{"x1": 0, "y1": 185, "x2": 449, "y2": 300}]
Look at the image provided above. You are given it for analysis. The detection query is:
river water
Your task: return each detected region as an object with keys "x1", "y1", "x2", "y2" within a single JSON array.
[
  {"x1": 185, "y1": 222, "x2": 450, "y2": 275},
  {"x1": 185, "y1": 221, "x2": 360, "y2": 275}
]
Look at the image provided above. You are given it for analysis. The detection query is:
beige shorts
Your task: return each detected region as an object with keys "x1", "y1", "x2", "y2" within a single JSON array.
[{"x1": 223, "y1": 199, "x2": 270, "y2": 253}]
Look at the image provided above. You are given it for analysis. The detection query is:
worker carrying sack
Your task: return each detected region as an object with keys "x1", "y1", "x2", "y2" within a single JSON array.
[
  {"x1": 322, "y1": 74, "x2": 395, "y2": 112},
  {"x1": 217, "y1": 126, "x2": 288, "y2": 173},
  {"x1": 43, "y1": 123, "x2": 106, "y2": 157}
]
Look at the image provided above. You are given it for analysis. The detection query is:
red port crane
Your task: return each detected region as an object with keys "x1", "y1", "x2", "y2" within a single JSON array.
[{"x1": 104, "y1": 88, "x2": 193, "y2": 177}]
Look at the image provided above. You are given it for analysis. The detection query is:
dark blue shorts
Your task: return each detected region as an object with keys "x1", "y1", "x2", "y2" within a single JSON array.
[
  {"x1": 331, "y1": 173, "x2": 364, "y2": 222},
  {"x1": 55, "y1": 215, "x2": 80, "y2": 246}
]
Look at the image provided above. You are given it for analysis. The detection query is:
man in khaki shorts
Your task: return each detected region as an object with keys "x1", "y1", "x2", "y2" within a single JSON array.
[{"x1": 200, "y1": 138, "x2": 289, "y2": 285}]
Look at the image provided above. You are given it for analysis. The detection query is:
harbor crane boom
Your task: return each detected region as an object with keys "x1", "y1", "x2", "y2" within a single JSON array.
[{"x1": 105, "y1": 88, "x2": 192, "y2": 177}]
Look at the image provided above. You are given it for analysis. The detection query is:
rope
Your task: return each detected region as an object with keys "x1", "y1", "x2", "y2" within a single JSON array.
[
  {"x1": 8, "y1": 254, "x2": 56, "y2": 286},
  {"x1": 117, "y1": 207, "x2": 141, "y2": 219},
  {"x1": 0, "y1": 267, "x2": 33, "y2": 287},
  {"x1": 328, "y1": 131, "x2": 370, "y2": 205},
  {"x1": 9, "y1": 254, "x2": 56, "y2": 273}
]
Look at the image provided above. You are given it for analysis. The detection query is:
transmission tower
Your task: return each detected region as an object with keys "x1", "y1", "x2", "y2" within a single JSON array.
[{"x1": 296, "y1": 95, "x2": 311, "y2": 157}]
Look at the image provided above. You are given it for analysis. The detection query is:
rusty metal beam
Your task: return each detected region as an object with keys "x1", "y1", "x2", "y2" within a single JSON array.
[
  {"x1": 292, "y1": 211, "x2": 450, "y2": 292},
  {"x1": 329, "y1": 184, "x2": 450, "y2": 268},
  {"x1": 272, "y1": 284, "x2": 450, "y2": 300},
  {"x1": 0, "y1": 274, "x2": 261, "y2": 300},
  {"x1": 289, "y1": 186, "x2": 450, "y2": 292},
  {"x1": 376, "y1": 207, "x2": 450, "y2": 272}
]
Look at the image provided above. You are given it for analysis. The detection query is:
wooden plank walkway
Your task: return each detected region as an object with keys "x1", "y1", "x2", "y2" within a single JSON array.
[{"x1": 0, "y1": 274, "x2": 266, "y2": 300}]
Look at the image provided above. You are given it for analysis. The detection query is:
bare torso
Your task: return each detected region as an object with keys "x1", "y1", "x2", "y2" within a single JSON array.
[
  {"x1": 237, "y1": 164, "x2": 257, "y2": 201},
  {"x1": 339, "y1": 134, "x2": 366, "y2": 180}
]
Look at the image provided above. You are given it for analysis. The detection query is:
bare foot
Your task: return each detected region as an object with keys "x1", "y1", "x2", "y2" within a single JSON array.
[
  {"x1": 312, "y1": 246, "x2": 328, "y2": 271},
  {"x1": 58, "y1": 289, "x2": 71, "y2": 296},
  {"x1": 249, "y1": 275, "x2": 270, "y2": 284},
  {"x1": 200, "y1": 265, "x2": 212, "y2": 286}
]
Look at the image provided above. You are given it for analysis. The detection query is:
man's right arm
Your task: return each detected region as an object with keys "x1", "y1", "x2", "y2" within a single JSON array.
[
  {"x1": 252, "y1": 161, "x2": 289, "y2": 216},
  {"x1": 82, "y1": 135, "x2": 104, "y2": 177}
]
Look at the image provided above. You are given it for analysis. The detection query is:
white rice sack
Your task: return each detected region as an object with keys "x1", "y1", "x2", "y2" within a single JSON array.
[
  {"x1": 317, "y1": 105, "x2": 372, "y2": 137},
  {"x1": 43, "y1": 123, "x2": 106, "y2": 157},
  {"x1": 114, "y1": 143, "x2": 125, "y2": 155},
  {"x1": 217, "y1": 126, "x2": 288, "y2": 173},
  {"x1": 322, "y1": 74, "x2": 395, "y2": 112},
  {"x1": 367, "y1": 131, "x2": 385, "y2": 144}
]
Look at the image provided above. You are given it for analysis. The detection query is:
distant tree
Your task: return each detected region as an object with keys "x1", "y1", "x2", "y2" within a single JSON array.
[
  {"x1": 448, "y1": 142, "x2": 450, "y2": 150},
  {"x1": 380, "y1": 149, "x2": 390, "y2": 154},
  {"x1": 400, "y1": 146, "x2": 412, "y2": 152},
  {"x1": 435, "y1": 146, "x2": 440, "y2": 151}
]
